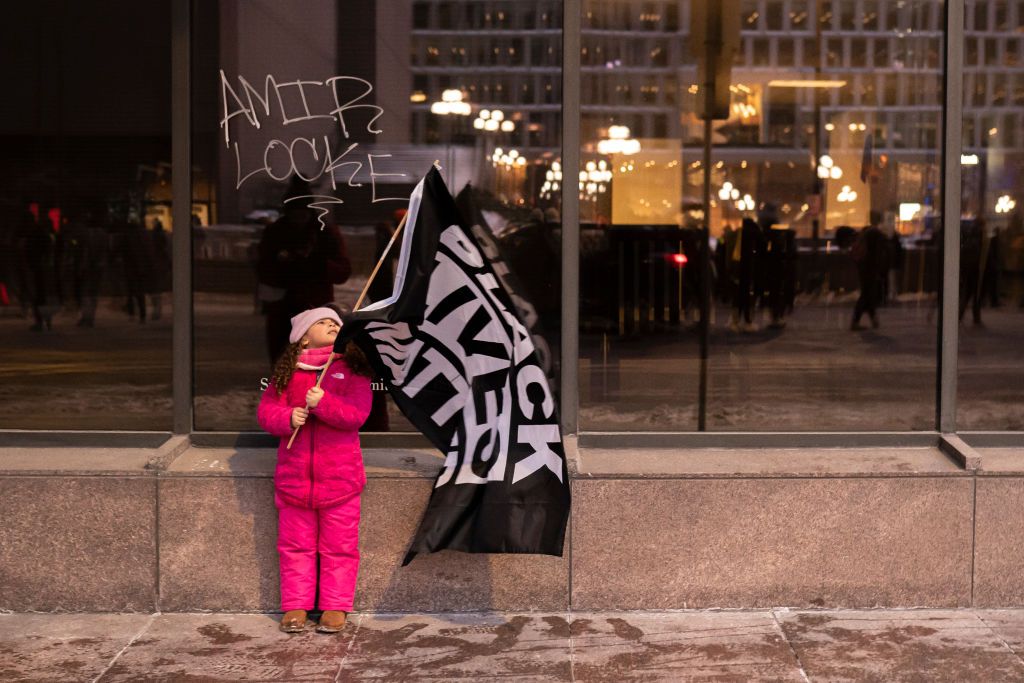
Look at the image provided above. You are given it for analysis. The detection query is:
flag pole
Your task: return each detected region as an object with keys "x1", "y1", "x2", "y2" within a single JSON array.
[{"x1": 285, "y1": 206, "x2": 409, "y2": 449}]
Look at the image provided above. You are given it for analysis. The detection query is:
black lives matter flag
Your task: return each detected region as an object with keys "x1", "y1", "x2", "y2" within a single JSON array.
[{"x1": 336, "y1": 167, "x2": 570, "y2": 564}]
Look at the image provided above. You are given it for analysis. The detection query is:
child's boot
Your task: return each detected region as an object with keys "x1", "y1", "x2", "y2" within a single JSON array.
[
  {"x1": 316, "y1": 610, "x2": 348, "y2": 633},
  {"x1": 279, "y1": 610, "x2": 308, "y2": 633}
]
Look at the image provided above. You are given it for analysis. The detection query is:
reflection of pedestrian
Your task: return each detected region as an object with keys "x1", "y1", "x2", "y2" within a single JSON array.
[
  {"x1": 730, "y1": 218, "x2": 764, "y2": 331},
  {"x1": 17, "y1": 203, "x2": 58, "y2": 331},
  {"x1": 757, "y1": 203, "x2": 795, "y2": 329},
  {"x1": 64, "y1": 206, "x2": 108, "y2": 327},
  {"x1": 887, "y1": 229, "x2": 904, "y2": 303},
  {"x1": 121, "y1": 220, "x2": 153, "y2": 323},
  {"x1": 982, "y1": 224, "x2": 1001, "y2": 308},
  {"x1": 257, "y1": 177, "x2": 352, "y2": 365},
  {"x1": 960, "y1": 217, "x2": 996, "y2": 326},
  {"x1": 149, "y1": 220, "x2": 171, "y2": 321},
  {"x1": 851, "y1": 211, "x2": 888, "y2": 330}
]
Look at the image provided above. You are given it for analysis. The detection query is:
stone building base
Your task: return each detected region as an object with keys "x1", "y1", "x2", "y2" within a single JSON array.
[{"x1": 2, "y1": 442, "x2": 1022, "y2": 612}]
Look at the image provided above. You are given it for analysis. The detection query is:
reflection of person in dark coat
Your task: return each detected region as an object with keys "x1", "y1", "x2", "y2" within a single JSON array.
[
  {"x1": 886, "y1": 230, "x2": 905, "y2": 303},
  {"x1": 17, "y1": 204, "x2": 58, "y2": 331},
  {"x1": 63, "y1": 206, "x2": 108, "y2": 327},
  {"x1": 960, "y1": 217, "x2": 998, "y2": 326},
  {"x1": 121, "y1": 219, "x2": 153, "y2": 323},
  {"x1": 851, "y1": 211, "x2": 889, "y2": 330},
  {"x1": 149, "y1": 220, "x2": 171, "y2": 321},
  {"x1": 731, "y1": 217, "x2": 764, "y2": 331},
  {"x1": 982, "y1": 225, "x2": 1001, "y2": 308},
  {"x1": 257, "y1": 178, "x2": 352, "y2": 365}
]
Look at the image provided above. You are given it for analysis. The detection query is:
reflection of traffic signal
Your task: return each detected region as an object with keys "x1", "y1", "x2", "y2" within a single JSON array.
[{"x1": 690, "y1": 0, "x2": 741, "y2": 121}]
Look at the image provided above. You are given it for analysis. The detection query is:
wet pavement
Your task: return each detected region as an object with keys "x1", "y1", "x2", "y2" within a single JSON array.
[{"x1": 4, "y1": 609, "x2": 1024, "y2": 681}]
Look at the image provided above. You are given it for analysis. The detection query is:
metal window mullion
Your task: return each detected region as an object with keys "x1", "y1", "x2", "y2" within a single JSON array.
[
  {"x1": 561, "y1": 0, "x2": 581, "y2": 435},
  {"x1": 939, "y1": 0, "x2": 964, "y2": 434},
  {"x1": 171, "y1": 0, "x2": 193, "y2": 435}
]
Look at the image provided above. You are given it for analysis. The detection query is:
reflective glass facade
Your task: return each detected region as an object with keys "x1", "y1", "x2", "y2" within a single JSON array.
[{"x1": 1, "y1": 0, "x2": 1020, "y2": 438}]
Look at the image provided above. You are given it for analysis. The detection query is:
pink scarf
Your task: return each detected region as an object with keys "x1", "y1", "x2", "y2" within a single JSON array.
[{"x1": 297, "y1": 345, "x2": 334, "y2": 371}]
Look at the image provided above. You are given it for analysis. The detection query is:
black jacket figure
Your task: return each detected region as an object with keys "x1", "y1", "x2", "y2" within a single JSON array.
[
  {"x1": 257, "y1": 177, "x2": 352, "y2": 364},
  {"x1": 851, "y1": 212, "x2": 889, "y2": 330},
  {"x1": 18, "y1": 206, "x2": 58, "y2": 331},
  {"x1": 732, "y1": 217, "x2": 765, "y2": 328}
]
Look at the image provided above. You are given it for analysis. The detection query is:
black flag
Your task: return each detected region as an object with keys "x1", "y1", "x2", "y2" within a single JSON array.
[{"x1": 336, "y1": 167, "x2": 570, "y2": 564}]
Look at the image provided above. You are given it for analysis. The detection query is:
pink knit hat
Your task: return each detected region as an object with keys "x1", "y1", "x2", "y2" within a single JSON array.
[{"x1": 289, "y1": 307, "x2": 342, "y2": 344}]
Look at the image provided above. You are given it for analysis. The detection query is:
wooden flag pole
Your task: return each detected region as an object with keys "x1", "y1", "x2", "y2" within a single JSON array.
[{"x1": 285, "y1": 207, "x2": 409, "y2": 449}]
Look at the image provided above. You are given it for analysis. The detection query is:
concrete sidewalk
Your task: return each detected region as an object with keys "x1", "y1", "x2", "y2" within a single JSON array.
[{"x1": 4, "y1": 609, "x2": 1024, "y2": 681}]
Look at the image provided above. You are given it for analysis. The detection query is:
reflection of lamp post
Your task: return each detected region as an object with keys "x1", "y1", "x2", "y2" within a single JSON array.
[
  {"x1": 491, "y1": 148, "x2": 527, "y2": 202},
  {"x1": 837, "y1": 184, "x2": 858, "y2": 224},
  {"x1": 430, "y1": 89, "x2": 471, "y2": 145},
  {"x1": 817, "y1": 155, "x2": 843, "y2": 180},
  {"x1": 597, "y1": 125, "x2": 641, "y2": 155},
  {"x1": 540, "y1": 161, "x2": 562, "y2": 201},
  {"x1": 474, "y1": 109, "x2": 515, "y2": 132},
  {"x1": 578, "y1": 160, "x2": 612, "y2": 202},
  {"x1": 430, "y1": 89, "x2": 471, "y2": 116},
  {"x1": 996, "y1": 194, "x2": 1016, "y2": 214}
]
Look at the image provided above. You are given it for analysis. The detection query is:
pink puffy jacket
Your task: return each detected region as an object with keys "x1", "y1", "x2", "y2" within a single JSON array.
[{"x1": 257, "y1": 346, "x2": 373, "y2": 509}]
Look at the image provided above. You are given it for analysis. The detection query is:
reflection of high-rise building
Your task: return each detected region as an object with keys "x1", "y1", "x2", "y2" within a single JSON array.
[
  {"x1": 410, "y1": 1, "x2": 1023, "y2": 230},
  {"x1": 409, "y1": 1, "x2": 563, "y2": 151}
]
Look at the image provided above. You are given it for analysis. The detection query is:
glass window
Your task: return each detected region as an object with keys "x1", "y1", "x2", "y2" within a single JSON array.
[
  {"x1": 766, "y1": 2, "x2": 785, "y2": 31},
  {"x1": 580, "y1": 0, "x2": 943, "y2": 431},
  {"x1": 958, "y1": 4, "x2": 1024, "y2": 429},
  {"x1": 0, "y1": 0, "x2": 172, "y2": 430},
  {"x1": 193, "y1": 0, "x2": 562, "y2": 431}
]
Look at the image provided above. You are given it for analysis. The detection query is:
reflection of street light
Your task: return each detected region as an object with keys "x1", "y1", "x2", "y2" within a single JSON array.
[
  {"x1": 430, "y1": 89, "x2": 471, "y2": 115},
  {"x1": 474, "y1": 108, "x2": 515, "y2": 132},
  {"x1": 817, "y1": 154, "x2": 842, "y2": 179},
  {"x1": 492, "y1": 148, "x2": 527, "y2": 168},
  {"x1": 540, "y1": 160, "x2": 563, "y2": 200},
  {"x1": 837, "y1": 185, "x2": 858, "y2": 202},
  {"x1": 718, "y1": 181, "x2": 741, "y2": 201},
  {"x1": 578, "y1": 159, "x2": 612, "y2": 199},
  {"x1": 597, "y1": 125, "x2": 641, "y2": 155},
  {"x1": 996, "y1": 194, "x2": 1017, "y2": 213}
]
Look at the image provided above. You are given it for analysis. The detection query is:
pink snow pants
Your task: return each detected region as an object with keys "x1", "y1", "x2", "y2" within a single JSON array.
[{"x1": 276, "y1": 494, "x2": 361, "y2": 612}]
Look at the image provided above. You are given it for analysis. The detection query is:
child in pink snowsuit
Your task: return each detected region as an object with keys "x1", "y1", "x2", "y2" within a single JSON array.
[{"x1": 257, "y1": 306, "x2": 373, "y2": 634}]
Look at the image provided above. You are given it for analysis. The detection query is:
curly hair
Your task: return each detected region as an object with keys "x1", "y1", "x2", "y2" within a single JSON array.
[
  {"x1": 271, "y1": 342, "x2": 304, "y2": 394},
  {"x1": 270, "y1": 340, "x2": 373, "y2": 394},
  {"x1": 341, "y1": 340, "x2": 374, "y2": 378}
]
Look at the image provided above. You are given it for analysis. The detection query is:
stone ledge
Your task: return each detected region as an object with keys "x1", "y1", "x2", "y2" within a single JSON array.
[
  {"x1": 576, "y1": 446, "x2": 967, "y2": 479},
  {"x1": 163, "y1": 446, "x2": 443, "y2": 478},
  {"x1": 976, "y1": 448, "x2": 1024, "y2": 475},
  {"x1": 1, "y1": 442, "x2": 974, "y2": 480},
  {"x1": 0, "y1": 447, "x2": 156, "y2": 476}
]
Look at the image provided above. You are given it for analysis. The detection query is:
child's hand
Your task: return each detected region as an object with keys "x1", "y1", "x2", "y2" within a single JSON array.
[
  {"x1": 290, "y1": 407, "x2": 309, "y2": 429},
  {"x1": 306, "y1": 387, "x2": 324, "y2": 409}
]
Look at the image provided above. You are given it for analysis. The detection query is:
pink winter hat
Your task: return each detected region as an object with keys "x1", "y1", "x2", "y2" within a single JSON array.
[{"x1": 289, "y1": 307, "x2": 342, "y2": 344}]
